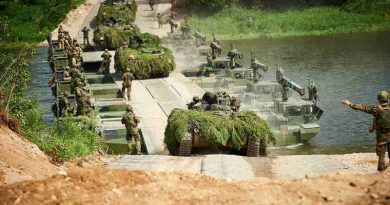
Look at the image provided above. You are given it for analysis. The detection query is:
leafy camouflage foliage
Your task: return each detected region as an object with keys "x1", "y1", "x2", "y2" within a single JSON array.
[
  {"x1": 93, "y1": 26, "x2": 139, "y2": 49},
  {"x1": 96, "y1": 1, "x2": 137, "y2": 25},
  {"x1": 115, "y1": 47, "x2": 175, "y2": 79},
  {"x1": 164, "y1": 109, "x2": 275, "y2": 155}
]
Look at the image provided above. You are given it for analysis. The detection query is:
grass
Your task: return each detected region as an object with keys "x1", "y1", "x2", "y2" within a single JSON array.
[
  {"x1": 1, "y1": 0, "x2": 85, "y2": 43},
  {"x1": 187, "y1": 6, "x2": 390, "y2": 40}
]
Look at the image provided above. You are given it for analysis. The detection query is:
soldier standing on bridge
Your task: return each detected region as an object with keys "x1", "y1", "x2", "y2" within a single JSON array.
[
  {"x1": 82, "y1": 26, "x2": 90, "y2": 45},
  {"x1": 342, "y1": 91, "x2": 390, "y2": 172},
  {"x1": 101, "y1": 49, "x2": 112, "y2": 74},
  {"x1": 122, "y1": 67, "x2": 134, "y2": 101},
  {"x1": 149, "y1": 0, "x2": 155, "y2": 11},
  {"x1": 122, "y1": 105, "x2": 142, "y2": 155},
  {"x1": 156, "y1": 13, "x2": 163, "y2": 29},
  {"x1": 59, "y1": 91, "x2": 73, "y2": 117}
]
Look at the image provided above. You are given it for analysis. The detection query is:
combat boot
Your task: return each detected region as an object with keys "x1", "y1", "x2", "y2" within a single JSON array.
[
  {"x1": 378, "y1": 156, "x2": 386, "y2": 172},
  {"x1": 127, "y1": 142, "x2": 134, "y2": 155},
  {"x1": 135, "y1": 140, "x2": 142, "y2": 155}
]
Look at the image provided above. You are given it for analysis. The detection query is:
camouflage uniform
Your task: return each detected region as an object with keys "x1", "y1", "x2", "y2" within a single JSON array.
[
  {"x1": 59, "y1": 91, "x2": 73, "y2": 117},
  {"x1": 101, "y1": 49, "x2": 112, "y2": 74},
  {"x1": 122, "y1": 106, "x2": 141, "y2": 155},
  {"x1": 149, "y1": 0, "x2": 155, "y2": 10},
  {"x1": 77, "y1": 90, "x2": 92, "y2": 116},
  {"x1": 122, "y1": 68, "x2": 134, "y2": 101},
  {"x1": 281, "y1": 81, "x2": 289, "y2": 102},
  {"x1": 349, "y1": 101, "x2": 390, "y2": 171},
  {"x1": 82, "y1": 26, "x2": 90, "y2": 45},
  {"x1": 156, "y1": 13, "x2": 163, "y2": 29}
]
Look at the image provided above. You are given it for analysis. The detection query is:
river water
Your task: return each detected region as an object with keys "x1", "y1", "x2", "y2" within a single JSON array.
[
  {"x1": 221, "y1": 31, "x2": 390, "y2": 155},
  {"x1": 28, "y1": 46, "x2": 55, "y2": 123},
  {"x1": 29, "y1": 31, "x2": 390, "y2": 155}
]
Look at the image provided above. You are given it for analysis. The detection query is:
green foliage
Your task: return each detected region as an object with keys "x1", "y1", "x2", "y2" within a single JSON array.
[
  {"x1": 93, "y1": 27, "x2": 138, "y2": 49},
  {"x1": 164, "y1": 109, "x2": 275, "y2": 155},
  {"x1": 96, "y1": 1, "x2": 137, "y2": 25},
  {"x1": 343, "y1": 0, "x2": 390, "y2": 16},
  {"x1": 1, "y1": 0, "x2": 85, "y2": 42},
  {"x1": 172, "y1": 0, "x2": 239, "y2": 11},
  {"x1": 135, "y1": 33, "x2": 161, "y2": 48},
  {"x1": 29, "y1": 116, "x2": 104, "y2": 163},
  {"x1": 187, "y1": 6, "x2": 390, "y2": 40},
  {"x1": 115, "y1": 47, "x2": 175, "y2": 79}
]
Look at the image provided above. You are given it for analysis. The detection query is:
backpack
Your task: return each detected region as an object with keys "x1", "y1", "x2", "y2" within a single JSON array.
[{"x1": 377, "y1": 104, "x2": 390, "y2": 132}]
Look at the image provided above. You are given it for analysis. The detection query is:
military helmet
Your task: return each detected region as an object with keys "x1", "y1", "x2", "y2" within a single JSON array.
[
  {"x1": 105, "y1": 49, "x2": 108, "y2": 52},
  {"x1": 193, "y1": 95, "x2": 199, "y2": 102},
  {"x1": 125, "y1": 67, "x2": 131, "y2": 72},
  {"x1": 377, "y1": 91, "x2": 390, "y2": 102},
  {"x1": 63, "y1": 91, "x2": 69, "y2": 96},
  {"x1": 126, "y1": 105, "x2": 133, "y2": 112}
]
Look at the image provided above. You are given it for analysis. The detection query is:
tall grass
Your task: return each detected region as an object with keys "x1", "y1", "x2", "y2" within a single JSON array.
[{"x1": 187, "y1": 6, "x2": 390, "y2": 40}]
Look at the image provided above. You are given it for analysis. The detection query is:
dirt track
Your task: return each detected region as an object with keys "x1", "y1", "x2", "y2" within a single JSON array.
[{"x1": 1, "y1": 168, "x2": 389, "y2": 205}]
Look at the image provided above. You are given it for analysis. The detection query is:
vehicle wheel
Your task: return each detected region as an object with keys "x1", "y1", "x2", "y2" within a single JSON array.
[
  {"x1": 246, "y1": 136, "x2": 260, "y2": 157},
  {"x1": 178, "y1": 132, "x2": 192, "y2": 156}
]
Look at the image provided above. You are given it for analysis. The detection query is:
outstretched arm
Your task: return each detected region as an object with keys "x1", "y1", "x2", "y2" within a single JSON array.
[{"x1": 341, "y1": 99, "x2": 378, "y2": 115}]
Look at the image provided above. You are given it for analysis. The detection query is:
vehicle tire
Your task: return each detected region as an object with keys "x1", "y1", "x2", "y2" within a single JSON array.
[
  {"x1": 178, "y1": 132, "x2": 192, "y2": 156},
  {"x1": 246, "y1": 136, "x2": 260, "y2": 157}
]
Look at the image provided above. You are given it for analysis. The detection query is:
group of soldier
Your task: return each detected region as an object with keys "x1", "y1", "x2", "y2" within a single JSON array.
[
  {"x1": 187, "y1": 91, "x2": 241, "y2": 114},
  {"x1": 49, "y1": 25, "x2": 93, "y2": 118}
]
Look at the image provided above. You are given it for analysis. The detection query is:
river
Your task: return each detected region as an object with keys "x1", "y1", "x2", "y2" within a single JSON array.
[
  {"x1": 29, "y1": 31, "x2": 390, "y2": 155},
  {"x1": 220, "y1": 31, "x2": 390, "y2": 155}
]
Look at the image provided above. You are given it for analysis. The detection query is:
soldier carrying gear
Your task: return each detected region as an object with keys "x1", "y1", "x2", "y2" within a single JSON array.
[
  {"x1": 48, "y1": 74, "x2": 57, "y2": 96},
  {"x1": 59, "y1": 91, "x2": 73, "y2": 117},
  {"x1": 122, "y1": 105, "x2": 142, "y2": 155},
  {"x1": 101, "y1": 49, "x2": 112, "y2": 74},
  {"x1": 122, "y1": 68, "x2": 135, "y2": 101},
  {"x1": 168, "y1": 18, "x2": 178, "y2": 33},
  {"x1": 227, "y1": 43, "x2": 242, "y2": 69},
  {"x1": 180, "y1": 21, "x2": 191, "y2": 39},
  {"x1": 77, "y1": 91, "x2": 92, "y2": 117},
  {"x1": 276, "y1": 65, "x2": 284, "y2": 83},
  {"x1": 210, "y1": 41, "x2": 222, "y2": 60},
  {"x1": 82, "y1": 26, "x2": 90, "y2": 45},
  {"x1": 342, "y1": 90, "x2": 390, "y2": 172},
  {"x1": 194, "y1": 29, "x2": 206, "y2": 47},
  {"x1": 281, "y1": 81, "x2": 289, "y2": 102}
]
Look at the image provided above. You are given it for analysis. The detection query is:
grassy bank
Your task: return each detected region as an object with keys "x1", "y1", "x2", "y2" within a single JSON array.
[
  {"x1": 0, "y1": 0, "x2": 85, "y2": 43},
  {"x1": 187, "y1": 6, "x2": 390, "y2": 40},
  {"x1": 0, "y1": 0, "x2": 106, "y2": 163}
]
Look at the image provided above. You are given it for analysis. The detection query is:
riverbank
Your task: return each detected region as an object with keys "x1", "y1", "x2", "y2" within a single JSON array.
[{"x1": 186, "y1": 6, "x2": 390, "y2": 40}]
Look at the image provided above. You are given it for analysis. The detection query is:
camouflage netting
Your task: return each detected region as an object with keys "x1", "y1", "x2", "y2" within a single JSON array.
[
  {"x1": 115, "y1": 47, "x2": 175, "y2": 79},
  {"x1": 93, "y1": 26, "x2": 139, "y2": 49},
  {"x1": 164, "y1": 109, "x2": 275, "y2": 155},
  {"x1": 96, "y1": 1, "x2": 137, "y2": 25},
  {"x1": 129, "y1": 33, "x2": 161, "y2": 49}
]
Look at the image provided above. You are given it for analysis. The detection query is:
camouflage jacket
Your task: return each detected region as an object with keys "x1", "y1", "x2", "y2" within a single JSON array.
[
  {"x1": 350, "y1": 103, "x2": 390, "y2": 144},
  {"x1": 122, "y1": 111, "x2": 140, "y2": 134},
  {"x1": 122, "y1": 72, "x2": 134, "y2": 86},
  {"x1": 101, "y1": 52, "x2": 112, "y2": 61}
]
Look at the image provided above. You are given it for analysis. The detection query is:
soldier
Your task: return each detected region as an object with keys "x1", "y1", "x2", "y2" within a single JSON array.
[
  {"x1": 82, "y1": 27, "x2": 90, "y2": 45},
  {"x1": 187, "y1": 95, "x2": 201, "y2": 110},
  {"x1": 168, "y1": 17, "x2": 178, "y2": 33},
  {"x1": 210, "y1": 41, "x2": 222, "y2": 60},
  {"x1": 149, "y1": 0, "x2": 155, "y2": 10},
  {"x1": 63, "y1": 70, "x2": 71, "y2": 81},
  {"x1": 230, "y1": 96, "x2": 241, "y2": 113},
  {"x1": 58, "y1": 25, "x2": 64, "y2": 38},
  {"x1": 247, "y1": 17, "x2": 253, "y2": 28},
  {"x1": 59, "y1": 91, "x2": 73, "y2": 117},
  {"x1": 169, "y1": 12, "x2": 176, "y2": 20},
  {"x1": 276, "y1": 65, "x2": 284, "y2": 83},
  {"x1": 156, "y1": 13, "x2": 163, "y2": 29},
  {"x1": 312, "y1": 81, "x2": 319, "y2": 103},
  {"x1": 227, "y1": 43, "x2": 239, "y2": 69},
  {"x1": 48, "y1": 74, "x2": 57, "y2": 96},
  {"x1": 341, "y1": 91, "x2": 390, "y2": 172},
  {"x1": 122, "y1": 67, "x2": 134, "y2": 101},
  {"x1": 78, "y1": 91, "x2": 92, "y2": 117},
  {"x1": 101, "y1": 49, "x2": 112, "y2": 74},
  {"x1": 122, "y1": 105, "x2": 141, "y2": 155},
  {"x1": 194, "y1": 29, "x2": 205, "y2": 47},
  {"x1": 180, "y1": 21, "x2": 191, "y2": 39},
  {"x1": 281, "y1": 81, "x2": 289, "y2": 102},
  {"x1": 212, "y1": 33, "x2": 220, "y2": 44}
]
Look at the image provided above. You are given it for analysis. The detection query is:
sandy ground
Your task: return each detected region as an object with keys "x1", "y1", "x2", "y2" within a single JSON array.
[
  {"x1": 38, "y1": 0, "x2": 102, "y2": 46},
  {"x1": 0, "y1": 168, "x2": 389, "y2": 205},
  {"x1": 0, "y1": 126, "x2": 58, "y2": 185}
]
